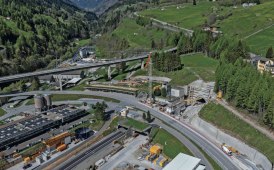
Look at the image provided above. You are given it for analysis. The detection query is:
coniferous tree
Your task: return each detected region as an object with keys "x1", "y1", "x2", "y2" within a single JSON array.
[
  {"x1": 151, "y1": 39, "x2": 156, "y2": 49},
  {"x1": 265, "y1": 47, "x2": 273, "y2": 59},
  {"x1": 143, "y1": 112, "x2": 147, "y2": 120},
  {"x1": 264, "y1": 97, "x2": 274, "y2": 128},
  {"x1": 161, "y1": 88, "x2": 167, "y2": 97},
  {"x1": 147, "y1": 111, "x2": 152, "y2": 122}
]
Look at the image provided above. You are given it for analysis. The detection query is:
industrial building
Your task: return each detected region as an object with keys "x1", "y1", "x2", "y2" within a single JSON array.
[
  {"x1": 0, "y1": 116, "x2": 58, "y2": 150},
  {"x1": 171, "y1": 87, "x2": 185, "y2": 98},
  {"x1": 0, "y1": 105, "x2": 86, "y2": 150},
  {"x1": 34, "y1": 94, "x2": 52, "y2": 112},
  {"x1": 43, "y1": 131, "x2": 72, "y2": 153},
  {"x1": 163, "y1": 153, "x2": 205, "y2": 170}
]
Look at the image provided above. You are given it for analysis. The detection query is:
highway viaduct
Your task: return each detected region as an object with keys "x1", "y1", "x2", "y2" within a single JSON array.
[{"x1": 0, "y1": 47, "x2": 177, "y2": 85}]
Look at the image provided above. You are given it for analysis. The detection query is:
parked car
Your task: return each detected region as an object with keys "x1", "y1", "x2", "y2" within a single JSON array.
[
  {"x1": 137, "y1": 156, "x2": 144, "y2": 161},
  {"x1": 23, "y1": 164, "x2": 32, "y2": 169}
]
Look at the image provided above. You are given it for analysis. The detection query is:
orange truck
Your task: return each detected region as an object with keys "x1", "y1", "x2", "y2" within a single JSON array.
[{"x1": 56, "y1": 144, "x2": 67, "y2": 152}]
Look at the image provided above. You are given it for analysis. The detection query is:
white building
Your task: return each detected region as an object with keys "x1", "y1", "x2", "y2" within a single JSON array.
[
  {"x1": 163, "y1": 153, "x2": 205, "y2": 170},
  {"x1": 171, "y1": 88, "x2": 184, "y2": 97},
  {"x1": 120, "y1": 108, "x2": 129, "y2": 117}
]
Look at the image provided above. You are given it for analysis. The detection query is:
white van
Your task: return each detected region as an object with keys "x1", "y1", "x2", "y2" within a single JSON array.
[{"x1": 95, "y1": 158, "x2": 105, "y2": 168}]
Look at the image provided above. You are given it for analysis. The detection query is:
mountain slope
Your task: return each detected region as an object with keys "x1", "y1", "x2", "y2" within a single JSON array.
[{"x1": 0, "y1": 0, "x2": 98, "y2": 77}]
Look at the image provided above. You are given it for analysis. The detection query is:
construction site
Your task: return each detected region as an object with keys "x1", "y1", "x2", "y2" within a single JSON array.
[
  {"x1": 82, "y1": 53, "x2": 215, "y2": 118},
  {"x1": 95, "y1": 128, "x2": 206, "y2": 170}
]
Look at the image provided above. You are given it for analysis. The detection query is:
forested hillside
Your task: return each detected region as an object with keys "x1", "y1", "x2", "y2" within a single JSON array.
[
  {"x1": 0, "y1": 0, "x2": 98, "y2": 76},
  {"x1": 215, "y1": 59, "x2": 274, "y2": 128}
]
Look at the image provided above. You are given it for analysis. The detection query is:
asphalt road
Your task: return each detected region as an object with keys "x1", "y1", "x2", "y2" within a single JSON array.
[
  {"x1": 57, "y1": 131, "x2": 125, "y2": 170},
  {"x1": 2, "y1": 91, "x2": 240, "y2": 169},
  {"x1": 152, "y1": 119, "x2": 214, "y2": 170}
]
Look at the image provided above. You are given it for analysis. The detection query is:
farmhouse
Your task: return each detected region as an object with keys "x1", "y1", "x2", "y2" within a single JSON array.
[{"x1": 257, "y1": 58, "x2": 274, "y2": 75}]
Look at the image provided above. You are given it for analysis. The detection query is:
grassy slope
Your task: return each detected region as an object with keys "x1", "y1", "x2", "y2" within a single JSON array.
[
  {"x1": 69, "y1": 120, "x2": 104, "y2": 132},
  {"x1": 140, "y1": 2, "x2": 214, "y2": 29},
  {"x1": 0, "y1": 16, "x2": 31, "y2": 37},
  {"x1": 246, "y1": 25, "x2": 274, "y2": 56},
  {"x1": 181, "y1": 53, "x2": 218, "y2": 82},
  {"x1": 153, "y1": 68, "x2": 197, "y2": 86},
  {"x1": 0, "y1": 108, "x2": 6, "y2": 117},
  {"x1": 199, "y1": 102, "x2": 274, "y2": 162},
  {"x1": 112, "y1": 18, "x2": 168, "y2": 49},
  {"x1": 152, "y1": 128, "x2": 193, "y2": 159},
  {"x1": 218, "y1": 1, "x2": 274, "y2": 38},
  {"x1": 76, "y1": 38, "x2": 91, "y2": 46},
  {"x1": 133, "y1": 53, "x2": 217, "y2": 85},
  {"x1": 20, "y1": 143, "x2": 46, "y2": 157},
  {"x1": 140, "y1": 1, "x2": 274, "y2": 55},
  {"x1": 26, "y1": 94, "x2": 119, "y2": 105},
  {"x1": 217, "y1": 1, "x2": 274, "y2": 55},
  {"x1": 123, "y1": 118, "x2": 148, "y2": 131}
]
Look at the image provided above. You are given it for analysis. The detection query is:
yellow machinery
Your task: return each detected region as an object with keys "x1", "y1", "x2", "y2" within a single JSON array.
[
  {"x1": 150, "y1": 145, "x2": 161, "y2": 155},
  {"x1": 23, "y1": 150, "x2": 43, "y2": 164},
  {"x1": 146, "y1": 145, "x2": 162, "y2": 162},
  {"x1": 217, "y1": 90, "x2": 223, "y2": 99},
  {"x1": 146, "y1": 154, "x2": 150, "y2": 160},
  {"x1": 146, "y1": 154, "x2": 157, "y2": 162},
  {"x1": 153, "y1": 155, "x2": 168, "y2": 167},
  {"x1": 13, "y1": 153, "x2": 20, "y2": 158},
  {"x1": 24, "y1": 157, "x2": 31, "y2": 164},
  {"x1": 153, "y1": 85, "x2": 161, "y2": 91},
  {"x1": 228, "y1": 146, "x2": 239, "y2": 154},
  {"x1": 159, "y1": 158, "x2": 168, "y2": 167},
  {"x1": 43, "y1": 132, "x2": 71, "y2": 147}
]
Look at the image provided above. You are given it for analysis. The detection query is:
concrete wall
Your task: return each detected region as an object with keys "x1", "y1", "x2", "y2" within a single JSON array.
[
  {"x1": 191, "y1": 116, "x2": 272, "y2": 170},
  {"x1": 0, "y1": 46, "x2": 6, "y2": 58}
]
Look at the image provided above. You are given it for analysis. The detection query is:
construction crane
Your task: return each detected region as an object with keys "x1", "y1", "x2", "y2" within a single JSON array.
[{"x1": 146, "y1": 52, "x2": 154, "y2": 104}]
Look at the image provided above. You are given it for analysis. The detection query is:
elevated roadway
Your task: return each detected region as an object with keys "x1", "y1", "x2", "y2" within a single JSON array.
[
  {"x1": 0, "y1": 54, "x2": 148, "y2": 84},
  {"x1": 0, "y1": 48, "x2": 177, "y2": 84}
]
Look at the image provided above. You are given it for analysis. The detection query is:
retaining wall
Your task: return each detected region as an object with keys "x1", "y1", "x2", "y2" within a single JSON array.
[{"x1": 191, "y1": 116, "x2": 272, "y2": 170}]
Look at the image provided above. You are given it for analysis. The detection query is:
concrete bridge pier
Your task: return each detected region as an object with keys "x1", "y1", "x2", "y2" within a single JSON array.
[
  {"x1": 141, "y1": 59, "x2": 145, "y2": 69},
  {"x1": 108, "y1": 65, "x2": 112, "y2": 80},
  {"x1": 59, "y1": 75, "x2": 63, "y2": 91}
]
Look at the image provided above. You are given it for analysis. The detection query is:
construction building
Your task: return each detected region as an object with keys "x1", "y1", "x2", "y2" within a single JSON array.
[
  {"x1": 43, "y1": 131, "x2": 71, "y2": 152},
  {"x1": 0, "y1": 105, "x2": 86, "y2": 150},
  {"x1": 163, "y1": 153, "x2": 205, "y2": 170},
  {"x1": 171, "y1": 87, "x2": 185, "y2": 98}
]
